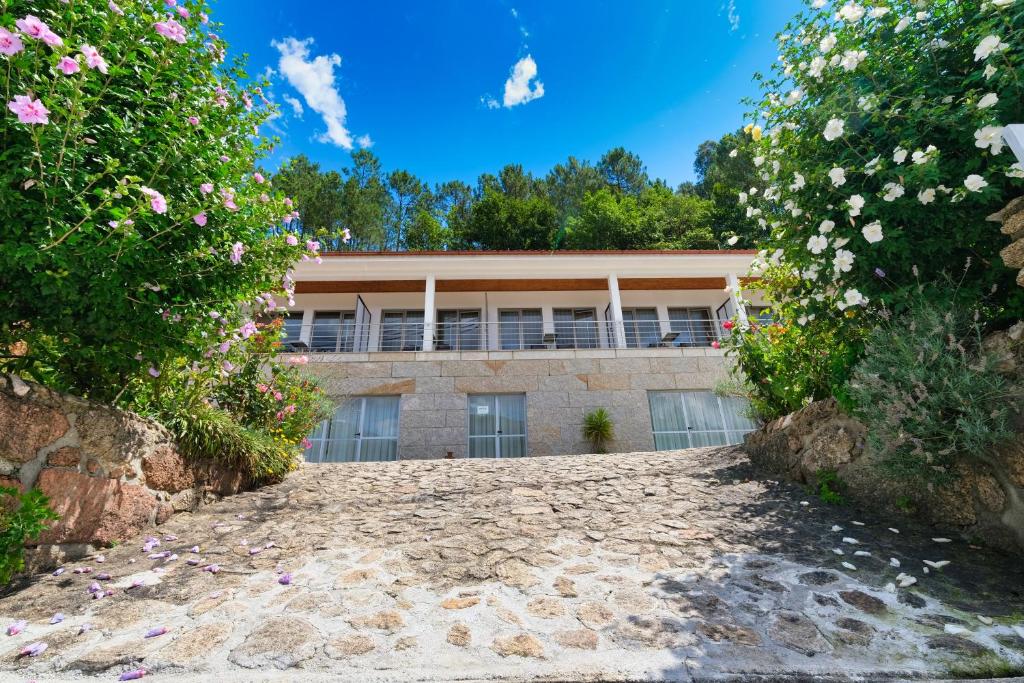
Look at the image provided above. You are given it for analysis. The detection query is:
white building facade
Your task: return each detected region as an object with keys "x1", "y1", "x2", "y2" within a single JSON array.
[{"x1": 281, "y1": 250, "x2": 765, "y2": 462}]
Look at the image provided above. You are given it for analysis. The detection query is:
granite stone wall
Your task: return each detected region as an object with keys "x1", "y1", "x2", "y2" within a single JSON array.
[
  {"x1": 992, "y1": 196, "x2": 1024, "y2": 288},
  {"x1": 297, "y1": 348, "x2": 731, "y2": 459}
]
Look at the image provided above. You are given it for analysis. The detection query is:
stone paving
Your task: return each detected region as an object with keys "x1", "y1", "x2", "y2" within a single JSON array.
[{"x1": 1, "y1": 447, "x2": 1024, "y2": 682}]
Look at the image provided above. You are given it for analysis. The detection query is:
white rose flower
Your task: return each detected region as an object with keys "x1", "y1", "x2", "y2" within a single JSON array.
[
  {"x1": 918, "y1": 188, "x2": 936, "y2": 204},
  {"x1": 974, "y1": 126, "x2": 1004, "y2": 154},
  {"x1": 991, "y1": 0, "x2": 1014, "y2": 7},
  {"x1": 802, "y1": 265, "x2": 820, "y2": 280},
  {"x1": 833, "y1": 236, "x2": 850, "y2": 248},
  {"x1": 727, "y1": 235, "x2": 740, "y2": 246},
  {"x1": 861, "y1": 220, "x2": 884, "y2": 243},
  {"x1": 808, "y1": 56, "x2": 827, "y2": 78},
  {"x1": 790, "y1": 173, "x2": 806, "y2": 191},
  {"x1": 984, "y1": 64, "x2": 997, "y2": 79},
  {"x1": 838, "y1": 2, "x2": 866, "y2": 22},
  {"x1": 847, "y1": 194, "x2": 865, "y2": 216},
  {"x1": 823, "y1": 118, "x2": 845, "y2": 141},
  {"x1": 784, "y1": 89, "x2": 803, "y2": 105},
  {"x1": 728, "y1": 149, "x2": 738, "y2": 158},
  {"x1": 738, "y1": 191, "x2": 748, "y2": 204},
  {"x1": 882, "y1": 182, "x2": 905, "y2": 201},
  {"x1": 864, "y1": 156, "x2": 881, "y2": 175},
  {"x1": 818, "y1": 219, "x2": 835, "y2": 234},
  {"x1": 842, "y1": 288, "x2": 867, "y2": 307},
  {"x1": 833, "y1": 249, "x2": 856, "y2": 273},
  {"x1": 840, "y1": 50, "x2": 867, "y2": 71},
  {"x1": 964, "y1": 174, "x2": 988, "y2": 192},
  {"x1": 813, "y1": 0, "x2": 826, "y2": 7},
  {"x1": 974, "y1": 35, "x2": 1007, "y2": 61},
  {"x1": 753, "y1": 156, "x2": 765, "y2": 167},
  {"x1": 893, "y1": 146, "x2": 908, "y2": 164},
  {"x1": 1007, "y1": 163, "x2": 1024, "y2": 179},
  {"x1": 820, "y1": 33, "x2": 837, "y2": 53},
  {"x1": 895, "y1": 16, "x2": 912, "y2": 33},
  {"x1": 868, "y1": 6, "x2": 891, "y2": 18},
  {"x1": 807, "y1": 235, "x2": 828, "y2": 254},
  {"x1": 977, "y1": 92, "x2": 999, "y2": 109},
  {"x1": 828, "y1": 167, "x2": 847, "y2": 187}
]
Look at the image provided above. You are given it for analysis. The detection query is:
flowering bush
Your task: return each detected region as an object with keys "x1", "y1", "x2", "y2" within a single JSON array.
[
  {"x1": 0, "y1": 487, "x2": 58, "y2": 585},
  {"x1": 0, "y1": 0, "x2": 322, "y2": 402},
  {"x1": 730, "y1": 0, "x2": 1024, "y2": 406}
]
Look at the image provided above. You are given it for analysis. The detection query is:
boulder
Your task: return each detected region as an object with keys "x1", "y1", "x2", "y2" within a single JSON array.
[{"x1": 36, "y1": 469, "x2": 158, "y2": 545}]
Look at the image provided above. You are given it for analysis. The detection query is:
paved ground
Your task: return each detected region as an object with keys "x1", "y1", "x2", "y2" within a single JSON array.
[{"x1": 1, "y1": 447, "x2": 1024, "y2": 682}]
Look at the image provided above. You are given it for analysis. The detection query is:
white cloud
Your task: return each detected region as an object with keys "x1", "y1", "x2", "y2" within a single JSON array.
[
  {"x1": 271, "y1": 36, "x2": 365, "y2": 149},
  {"x1": 502, "y1": 54, "x2": 544, "y2": 108},
  {"x1": 356, "y1": 134, "x2": 373, "y2": 148},
  {"x1": 481, "y1": 95, "x2": 500, "y2": 109},
  {"x1": 282, "y1": 94, "x2": 304, "y2": 118},
  {"x1": 722, "y1": 0, "x2": 740, "y2": 31}
]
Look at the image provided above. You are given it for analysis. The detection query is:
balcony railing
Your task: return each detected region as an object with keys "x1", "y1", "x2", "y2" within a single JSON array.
[{"x1": 280, "y1": 319, "x2": 721, "y2": 353}]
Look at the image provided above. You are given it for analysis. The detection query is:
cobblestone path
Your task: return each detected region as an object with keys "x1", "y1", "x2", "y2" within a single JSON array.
[{"x1": 1, "y1": 447, "x2": 1023, "y2": 681}]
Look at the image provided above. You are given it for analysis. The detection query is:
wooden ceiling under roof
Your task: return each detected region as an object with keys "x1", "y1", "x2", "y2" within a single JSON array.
[{"x1": 292, "y1": 276, "x2": 761, "y2": 294}]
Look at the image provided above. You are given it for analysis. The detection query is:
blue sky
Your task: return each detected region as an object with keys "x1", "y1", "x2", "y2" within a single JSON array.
[{"x1": 214, "y1": 1, "x2": 804, "y2": 187}]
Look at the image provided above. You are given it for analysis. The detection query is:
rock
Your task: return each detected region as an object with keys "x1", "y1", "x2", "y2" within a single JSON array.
[
  {"x1": 440, "y1": 596, "x2": 479, "y2": 610},
  {"x1": 349, "y1": 610, "x2": 404, "y2": 633},
  {"x1": 555, "y1": 628, "x2": 599, "y2": 649},
  {"x1": 8, "y1": 375, "x2": 30, "y2": 397},
  {"x1": 526, "y1": 596, "x2": 565, "y2": 619},
  {"x1": 833, "y1": 617, "x2": 874, "y2": 646},
  {"x1": 612, "y1": 616, "x2": 692, "y2": 649},
  {"x1": 926, "y1": 634, "x2": 990, "y2": 657},
  {"x1": 697, "y1": 622, "x2": 761, "y2": 646},
  {"x1": 491, "y1": 633, "x2": 544, "y2": 658},
  {"x1": 768, "y1": 611, "x2": 832, "y2": 655},
  {"x1": 37, "y1": 469, "x2": 158, "y2": 545},
  {"x1": 576, "y1": 601, "x2": 615, "y2": 630},
  {"x1": 447, "y1": 623, "x2": 471, "y2": 647},
  {"x1": 495, "y1": 559, "x2": 539, "y2": 589},
  {"x1": 142, "y1": 445, "x2": 195, "y2": 493},
  {"x1": 336, "y1": 569, "x2": 377, "y2": 586},
  {"x1": 64, "y1": 641, "x2": 155, "y2": 673},
  {"x1": 898, "y1": 591, "x2": 927, "y2": 609},
  {"x1": 228, "y1": 617, "x2": 321, "y2": 669},
  {"x1": 554, "y1": 576, "x2": 578, "y2": 597},
  {"x1": 47, "y1": 446, "x2": 81, "y2": 467},
  {"x1": 326, "y1": 634, "x2": 376, "y2": 658},
  {"x1": 495, "y1": 607, "x2": 522, "y2": 626},
  {"x1": 395, "y1": 636, "x2": 418, "y2": 651},
  {"x1": 156, "y1": 622, "x2": 233, "y2": 663},
  {"x1": 798, "y1": 570, "x2": 839, "y2": 586},
  {"x1": 0, "y1": 398, "x2": 68, "y2": 463},
  {"x1": 839, "y1": 590, "x2": 887, "y2": 615}
]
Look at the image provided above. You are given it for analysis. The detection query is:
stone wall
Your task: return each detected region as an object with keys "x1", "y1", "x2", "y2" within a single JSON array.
[
  {"x1": 991, "y1": 196, "x2": 1024, "y2": 288},
  {"x1": 297, "y1": 347, "x2": 731, "y2": 458},
  {"x1": 0, "y1": 374, "x2": 247, "y2": 559},
  {"x1": 745, "y1": 324, "x2": 1024, "y2": 554}
]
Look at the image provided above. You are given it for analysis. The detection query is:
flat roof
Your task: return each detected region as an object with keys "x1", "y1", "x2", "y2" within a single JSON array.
[{"x1": 319, "y1": 249, "x2": 758, "y2": 257}]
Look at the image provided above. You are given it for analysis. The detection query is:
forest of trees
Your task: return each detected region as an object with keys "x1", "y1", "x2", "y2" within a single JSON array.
[{"x1": 270, "y1": 131, "x2": 763, "y2": 253}]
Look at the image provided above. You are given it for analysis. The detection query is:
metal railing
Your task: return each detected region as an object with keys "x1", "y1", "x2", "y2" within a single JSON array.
[{"x1": 280, "y1": 319, "x2": 722, "y2": 353}]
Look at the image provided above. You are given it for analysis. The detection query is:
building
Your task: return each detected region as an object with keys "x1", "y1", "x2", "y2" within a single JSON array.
[{"x1": 281, "y1": 250, "x2": 766, "y2": 462}]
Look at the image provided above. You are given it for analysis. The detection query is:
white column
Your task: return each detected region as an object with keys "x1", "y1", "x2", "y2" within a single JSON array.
[
  {"x1": 607, "y1": 273, "x2": 627, "y2": 349},
  {"x1": 422, "y1": 274, "x2": 436, "y2": 352},
  {"x1": 299, "y1": 309, "x2": 314, "y2": 347},
  {"x1": 727, "y1": 273, "x2": 749, "y2": 326}
]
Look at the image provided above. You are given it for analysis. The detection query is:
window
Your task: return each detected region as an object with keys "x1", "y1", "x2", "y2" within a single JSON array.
[
  {"x1": 553, "y1": 308, "x2": 599, "y2": 349},
  {"x1": 668, "y1": 307, "x2": 715, "y2": 347},
  {"x1": 310, "y1": 311, "x2": 356, "y2": 352},
  {"x1": 380, "y1": 310, "x2": 424, "y2": 351},
  {"x1": 499, "y1": 309, "x2": 544, "y2": 350},
  {"x1": 281, "y1": 312, "x2": 304, "y2": 349},
  {"x1": 436, "y1": 309, "x2": 482, "y2": 350},
  {"x1": 622, "y1": 307, "x2": 661, "y2": 348},
  {"x1": 468, "y1": 394, "x2": 527, "y2": 458},
  {"x1": 648, "y1": 391, "x2": 757, "y2": 449},
  {"x1": 304, "y1": 396, "x2": 401, "y2": 463}
]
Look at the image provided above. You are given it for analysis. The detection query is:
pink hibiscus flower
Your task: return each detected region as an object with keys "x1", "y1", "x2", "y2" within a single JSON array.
[
  {"x1": 80, "y1": 44, "x2": 108, "y2": 74},
  {"x1": 193, "y1": 212, "x2": 207, "y2": 226},
  {"x1": 154, "y1": 18, "x2": 187, "y2": 44},
  {"x1": 187, "y1": 115, "x2": 199, "y2": 126},
  {"x1": 230, "y1": 242, "x2": 244, "y2": 264},
  {"x1": 200, "y1": 182, "x2": 214, "y2": 194},
  {"x1": 57, "y1": 56, "x2": 80, "y2": 75},
  {"x1": 140, "y1": 187, "x2": 167, "y2": 214},
  {"x1": 15, "y1": 15, "x2": 48, "y2": 40},
  {"x1": 252, "y1": 172, "x2": 265, "y2": 184},
  {"x1": 108, "y1": 1, "x2": 125, "y2": 16},
  {"x1": 7, "y1": 95, "x2": 49, "y2": 124},
  {"x1": 285, "y1": 234, "x2": 298, "y2": 246},
  {"x1": 0, "y1": 28, "x2": 24, "y2": 55}
]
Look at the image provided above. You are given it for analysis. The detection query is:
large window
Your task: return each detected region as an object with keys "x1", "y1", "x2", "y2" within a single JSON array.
[
  {"x1": 553, "y1": 308, "x2": 599, "y2": 349},
  {"x1": 747, "y1": 306, "x2": 774, "y2": 324},
  {"x1": 468, "y1": 394, "x2": 527, "y2": 458},
  {"x1": 380, "y1": 310, "x2": 424, "y2": 351},
  {"x1": 310, "y1": 311, "x2": 356, "y2": 352},
  {"x1": 436, "y1": 309, "x2": 482, "y2": 350},
  {"x1": 668, "y1": 307, "x2": 715, "y2": 347},
  {"x1": 498, "y1": 309, "x2": 544, "y2": 350},
  {"x1": 648, "y1": 391, "x2": 757, "y2": 449},
  {"x1": 622, "y1": 307, "x2": 661, "y2": 348},
  {"x1": 304, "y1": 396, "x2": 401, "y2": 463},
  {"x1": 281, "y1": 312, "x2": 304, "y2": 349}
]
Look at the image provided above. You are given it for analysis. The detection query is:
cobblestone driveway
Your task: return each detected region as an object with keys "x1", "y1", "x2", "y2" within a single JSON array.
[{"x1": 1, "y1": 447, "x2": 1023, "y2": 681}]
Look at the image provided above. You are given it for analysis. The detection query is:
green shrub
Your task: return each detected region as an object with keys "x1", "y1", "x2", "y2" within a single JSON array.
[
  {"x1": 582, "y1": 408, "x2": 615, "y2": 453},
  {"x1": 0, "y1": 488, "x2": 58, "y2": 585},
  {"x1": 848, "y1": 295, "x2": 1022, "y2": 484},
  {"x1": 813, "y1": 470, "x2": 846, "y2": 505}
]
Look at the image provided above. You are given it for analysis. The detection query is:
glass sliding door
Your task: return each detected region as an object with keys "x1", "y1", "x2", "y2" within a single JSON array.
[
  {"x1": 647, "y1": 391, "x2": 758, "y2": 450},
  {"x1": 436, "y1": 309, "x2": 482, "y2": 350},
  {"x1": 622, "y1": 307, "x2": 661, "y2": 348},
  {"x1": 553, "y1": 308, "x2": 599, "y2": 349},
  {"x1": 303, "y1": 396, "x2": 401, "y2": 463},
  {"x1": 380, "y1": 310, "x2": 424, "y2": 351},
  {"x1": 498, "y1": 309, "x2": 544, "y2": 350},
  {"x1": 668, "y1": 307, "x2": 715, "y2": 347},
  {"x1": 310, "y1": 311, "x2": 356, "y2": 352},
  {"x1": 468, "y1": 394, "x2": 527, "y2": 458},
  {"x1": 281, "y1": 312, "x2": 304, "y2": 349}
]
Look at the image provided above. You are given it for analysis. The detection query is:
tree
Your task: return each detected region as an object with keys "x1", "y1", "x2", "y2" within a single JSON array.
[
  {"x1": 0, "y1": 1, "x2": 314, "y2": 401},
  {"x1": 340, "y1": 150, "x2": 388, "y2": 250},
  {"x1": 597, "y1": 147, "x2": 648, "y2": 195},
  {"x1": 692, "y1": 130, "x2": 760, "y2": 246},
  {"x1": 273, "y1": 155, "x2": 346, "y2": 249},
  {"x1": 564, "y1": 189, "x2": 649, "y2": 249},
  {"x1": 385, "y1": 169, "x2": 424, "y2": 250},
  {"x1": 462, "y1": 188, "x2": 559, "y2": 250}
]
